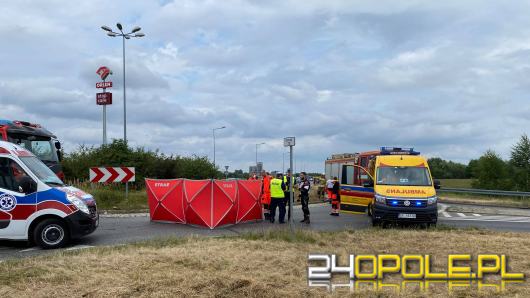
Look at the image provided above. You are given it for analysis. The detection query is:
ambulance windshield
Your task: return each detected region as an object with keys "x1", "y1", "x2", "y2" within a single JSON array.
[
  {"x1": 19, "y1": 156, "x2": 64, "y2": 186},
  {"x1": 376, "y1": 166, "x2": 432, "y2": 186}
]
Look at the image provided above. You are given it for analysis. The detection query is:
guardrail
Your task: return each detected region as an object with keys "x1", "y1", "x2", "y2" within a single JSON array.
[{"x1": 438, "y1": 187, "x2": 530, "y2": 197}]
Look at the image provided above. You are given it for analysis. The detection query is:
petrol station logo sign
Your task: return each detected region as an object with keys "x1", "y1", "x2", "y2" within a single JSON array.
[
  {"x1": 96, "y1": 92, "x2": 112, "y2": 105},
  {"x1": 96, "y1": 66, "x2": 112, "y2": 80},
  {"x1": 96, "y1": 81, "x2": 113, "y2": 88},
  {"x1": 96, "y1": 66, "x2": 113, "y2": 106}
]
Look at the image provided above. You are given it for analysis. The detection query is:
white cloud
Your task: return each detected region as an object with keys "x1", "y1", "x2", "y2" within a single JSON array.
[{"x1": 1, "y1": 0, "x2": 529, "y2": 173}]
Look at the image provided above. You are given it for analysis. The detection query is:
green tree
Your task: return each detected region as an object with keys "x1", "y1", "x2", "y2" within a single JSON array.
[
  {"x1": 471, "y1": 150, "x2": 512, "y2": 190},
  {"x1": 510, "y1": 134, "x2": 530, "y2": 191},
  {"x1": 427, "y1": 158, "x2": 468, "y2": 179},
  {"x1": 466, "y1": 159, "x2": 478, "y2": 178}
]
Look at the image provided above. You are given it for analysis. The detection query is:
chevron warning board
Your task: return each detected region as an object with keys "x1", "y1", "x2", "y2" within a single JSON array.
[{"x1": 89, "y1": 167, "x2": 135, "y2": 183}]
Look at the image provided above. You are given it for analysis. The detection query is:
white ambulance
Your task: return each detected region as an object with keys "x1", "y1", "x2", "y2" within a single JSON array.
[{"x1": 0, "y1": 141, "x2": 98, "y2": 249}]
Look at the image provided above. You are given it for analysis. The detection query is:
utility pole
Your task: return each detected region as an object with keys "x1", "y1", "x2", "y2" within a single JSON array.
[{"x1": 284, "y1": 137, "x2": 296, "y2": 234}]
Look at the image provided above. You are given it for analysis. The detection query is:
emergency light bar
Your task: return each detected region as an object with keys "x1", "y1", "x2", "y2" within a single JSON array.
[
  {"x1": 380, "y1": 147, "x2": 420, "y2": 156},
  {"x1": 13, "y1": 120, "x2": 41, "y2": 128}
]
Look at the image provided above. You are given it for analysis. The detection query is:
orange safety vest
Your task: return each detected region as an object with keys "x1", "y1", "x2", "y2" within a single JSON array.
[{"x1": 261, "y1": 175, "x2": 271, "y2": 205}]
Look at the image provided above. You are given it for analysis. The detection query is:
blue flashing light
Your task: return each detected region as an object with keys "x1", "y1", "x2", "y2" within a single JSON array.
[
  {"x1": 392, "y1": 200, "x2": 398, "y2": 205},
  {"x1": 416, "y1": 201, "x2": 422, "y2": 206},
  {"x1": 380, "y1": 146, "x2": 420, "y2": 156},
  {"x1": 0, "y1": 120, "x2": 13, "y2": 126}
]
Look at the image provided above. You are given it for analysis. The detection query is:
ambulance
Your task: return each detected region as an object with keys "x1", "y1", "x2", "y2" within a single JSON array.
[
  {"x1": 325, "y1": 147, "x2": 440, "y2": 226},
  {"x1": 0, "y1": 141, "x2": 98, "y2": 249}
]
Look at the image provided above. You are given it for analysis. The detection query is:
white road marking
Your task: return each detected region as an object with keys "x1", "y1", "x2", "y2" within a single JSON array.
[
  {"x1": 65, "y1": 245, "x2": 95, "y2": 251},
  {"x1": 19, "y1": 247, "x2": 40, "y2": 253},
  {"x1": 442, "y1": 212, "x2": 452, "y2": 218},
  {"x1": 438, "y1": 204, "x2": 447, "y2": 213},
  {"x1": 443, "y1": 215, "x2": 530, "y2": 223},
  {"x1": 473, "y1": 214, "x2": 481, "y2": 217},
  {"x1": 457, "y1": 213, "x2": 466, "y2": 217}
]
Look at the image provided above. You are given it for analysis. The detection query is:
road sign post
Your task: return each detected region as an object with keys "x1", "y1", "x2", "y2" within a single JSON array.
[
  {"x1": 284, "y1": 137, "x2": 296, "y2": 234},
  {"x1": 96, "y1": 66, "x2": 113, "y2": 145}
]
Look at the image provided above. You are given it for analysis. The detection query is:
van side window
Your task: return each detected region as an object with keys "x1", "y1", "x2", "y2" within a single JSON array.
[
  {"x1": 0, "y1": 157, "x2": 30, "y2": 193},
  {"x1": 341, "y1": 165, "x2": 354, "y2": 185}
]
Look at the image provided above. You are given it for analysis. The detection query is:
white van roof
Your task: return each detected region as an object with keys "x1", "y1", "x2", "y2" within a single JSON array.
[{"x1": 0, "y1": 140, "x2": 36, "y2": 157}]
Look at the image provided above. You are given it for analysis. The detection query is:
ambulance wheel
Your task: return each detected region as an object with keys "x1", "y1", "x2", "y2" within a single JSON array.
[
  {"x1": 33, "y1": 219, "x2": 70, "y2": 249},
  {"x1": 367, "y1": 204, "x2": 372, "y2": 217}
]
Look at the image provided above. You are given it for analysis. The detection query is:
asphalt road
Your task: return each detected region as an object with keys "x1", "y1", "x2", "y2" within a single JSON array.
[{"x1": 1, "y1": 203, "x2": 529, "y2": 260}]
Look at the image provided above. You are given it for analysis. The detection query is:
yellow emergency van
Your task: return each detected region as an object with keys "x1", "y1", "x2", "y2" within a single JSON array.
[
  {"x1": 369, "y1": 147, "x2": 439, "y2": 226},
  {"x1": 325, "y1": 147, "x2": 439, "y2": 226}
]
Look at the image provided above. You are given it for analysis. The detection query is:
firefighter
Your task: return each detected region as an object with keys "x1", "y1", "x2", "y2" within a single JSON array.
[
  {"x1": 330, "y1": 176, "x2": 341, "y2": 216},
  {"x1": 283, "y1": 169, "x2": 293, "y2": 220},
  {"x1": 298, "y1": 172, "x2": 311, "y2": 224},
  {"x1": 269, "y1": 173, "x2": 286, "y2": 223},
  {"x1": 261, "y1": 171, "x2": 272, "y2": 220}
]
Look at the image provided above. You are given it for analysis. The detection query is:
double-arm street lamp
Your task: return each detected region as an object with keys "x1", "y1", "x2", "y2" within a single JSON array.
[
  {"x1": 101, "y1": 23, "x2": 145, "y2": 144},
  {"x1": 213, "y1": 126, "x2": 226, "y2": 168}
]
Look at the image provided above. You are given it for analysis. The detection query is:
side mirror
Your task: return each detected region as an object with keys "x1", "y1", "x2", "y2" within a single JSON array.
[
  {"x1": 434, "y1": 180, "x2": 441, "y2": 189},
  {"x1": 55, "y1": 142, "x2": 62, "y2": 150},
  {"x1": 57, "y1": 150, "x2": 63, "y2": 161},
  {"x1": 18, "y1": 176, "x2": 37, "y2": 194},
  {"x1": 363, "y1": 180, "x2": 374, "y2": 188}
]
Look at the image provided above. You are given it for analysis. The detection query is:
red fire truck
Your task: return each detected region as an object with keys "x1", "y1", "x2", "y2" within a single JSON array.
[
  {"x1": 0, "y1": 120, "x2": 64, "y2": 181},
  {"x1": 325, "y1": 151, "x2": 378, "y2": 213}
]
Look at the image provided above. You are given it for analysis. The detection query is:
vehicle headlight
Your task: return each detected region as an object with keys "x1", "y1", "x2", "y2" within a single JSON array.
[
  {"x1": 427, "y1": 196, "x2": 438, "y2": 205},
  {"x1": 66, "y1": 194, "x2": 90, "y2": 214},
  {"x1": 374, "y1": 194, "x2": 386, "y2": 204}
]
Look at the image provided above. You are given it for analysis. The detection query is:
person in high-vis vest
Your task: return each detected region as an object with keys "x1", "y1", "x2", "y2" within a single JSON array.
[
  {"x1": 283, "y1": 170, "x2": 293, "y2": 220},
  {"x1": 269, "y1": 173, "x2": 286, "y2": 223},
  {"x1": 330, "y1": 176, "x2": 341, "y2": 216},
  {"x1": 261, "y1": 171, "x2": 272, "y2": 220}
]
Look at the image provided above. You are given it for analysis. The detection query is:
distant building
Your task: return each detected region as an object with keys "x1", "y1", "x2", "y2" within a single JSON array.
[{"x1": 249, "y1": 162, "x2": 263, "y2": 174}]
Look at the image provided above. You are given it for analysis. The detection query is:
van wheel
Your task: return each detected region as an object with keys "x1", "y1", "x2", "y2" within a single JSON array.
[
  {"x1": 367, "y1": 204, "x2": 372, "y2": 217},
  {"x1": 33, "y1": 219, "x2": 69, "y2": 249}
]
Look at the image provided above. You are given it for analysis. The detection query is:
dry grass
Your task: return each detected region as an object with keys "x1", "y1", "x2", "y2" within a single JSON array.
[
  {"x1": 439, "y1": 195, "x2": 530, "y2": 208},
  {"x1": 0, "y1": 228, "x2": 529, "y2": 297}
]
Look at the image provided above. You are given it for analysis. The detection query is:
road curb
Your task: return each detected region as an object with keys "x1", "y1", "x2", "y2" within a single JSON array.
[{"x1": 100, "y1": 202, "x2": 330, "y2": 218}]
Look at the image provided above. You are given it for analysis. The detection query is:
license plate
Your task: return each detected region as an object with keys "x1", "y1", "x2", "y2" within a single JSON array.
[{"x1": 398, "y1": 213, "x2": 416, "y2": 219}]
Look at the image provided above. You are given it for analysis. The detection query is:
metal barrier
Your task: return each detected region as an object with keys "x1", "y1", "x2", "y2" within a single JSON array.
[{"x1": 438, "y1": 187, "x2": 530, "y2": 197}]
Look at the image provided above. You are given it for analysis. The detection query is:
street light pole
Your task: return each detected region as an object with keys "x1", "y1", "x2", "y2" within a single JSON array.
[
  {"x1": 101, "y1": 23, "x2": 145, "y2": 144},
  {"x1": 101, "y1": 23, "x2": 145, "y2": 200},
  {"x1": 122, "y1": 32, "x2": 126, "y2": 143},
  {"x1": 212, "y1": 126, "x2": 226, "y2": 169}
]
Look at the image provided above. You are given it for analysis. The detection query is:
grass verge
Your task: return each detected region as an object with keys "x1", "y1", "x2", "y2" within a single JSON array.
[
  {"x1": 439, "y1": 193, "x2": 530, "y2": 208},
  {"x1": 0, "y1": 228, "x2": 528, "y2": 297},
  {"x1": 438, "y1": 179, "x2": 473, "y2": 188}
]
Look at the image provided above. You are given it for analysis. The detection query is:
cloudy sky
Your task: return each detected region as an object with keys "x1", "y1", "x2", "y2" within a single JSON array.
[{"x1": 1, "y1": 0, "x2": 529, "y2": 173}]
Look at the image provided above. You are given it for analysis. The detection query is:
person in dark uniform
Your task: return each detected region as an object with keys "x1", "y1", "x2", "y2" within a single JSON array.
[
  {"x1": 283, "y1": 169, "x2": 293, "y2": 220},
  {"x1": 298, "y1": 172, "x2": 311, "y2": 224}
]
